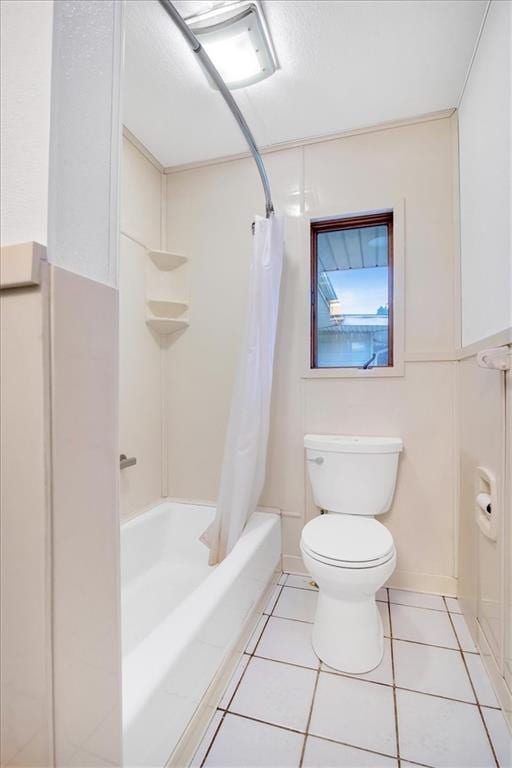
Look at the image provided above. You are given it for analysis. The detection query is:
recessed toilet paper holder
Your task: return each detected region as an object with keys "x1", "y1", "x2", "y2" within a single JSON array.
[{"x1": 475, "y1": 466, "x2": 498, "y2": 541}]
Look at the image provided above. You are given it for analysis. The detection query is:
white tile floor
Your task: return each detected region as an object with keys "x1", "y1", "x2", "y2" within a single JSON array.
[{"x1": 192, "y1": 575, "x2": 512, "y2": 768}]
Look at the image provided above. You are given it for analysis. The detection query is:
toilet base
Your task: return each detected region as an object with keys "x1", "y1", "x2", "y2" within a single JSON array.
[{"x1": 312, "y1": 591, "x2": 384, "y2": 673}]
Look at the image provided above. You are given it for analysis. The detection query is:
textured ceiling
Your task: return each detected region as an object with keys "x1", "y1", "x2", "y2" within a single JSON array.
[{"x1": 123, "y1": 0, "x2": 486, "y2": 167}]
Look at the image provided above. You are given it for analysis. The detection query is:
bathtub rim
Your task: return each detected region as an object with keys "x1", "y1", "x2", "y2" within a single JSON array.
[
  {"x1": 121, "y1": 499, "x2": 282, "y2": 767},
  {"x1": 120, "y1": 496, "x2": 281, "y2": 527}
]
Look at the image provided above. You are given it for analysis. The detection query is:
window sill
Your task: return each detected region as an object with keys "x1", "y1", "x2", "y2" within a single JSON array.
[{"x1": 302, "y1": 363, "x2": 405, "y2": 379}]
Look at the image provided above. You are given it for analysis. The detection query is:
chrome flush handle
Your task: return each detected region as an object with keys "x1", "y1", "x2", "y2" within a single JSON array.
[
  {"x1": 308, "y1": 456, "x2": 324, "y2": 465},
  {"x1": 120, "y1": 454, "x2": 137, "y2": 470}
]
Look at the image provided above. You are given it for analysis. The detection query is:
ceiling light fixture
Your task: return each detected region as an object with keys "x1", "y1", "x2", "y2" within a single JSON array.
[{"x1": 187, "y1": 1, "x2": 278, "y2": 89}]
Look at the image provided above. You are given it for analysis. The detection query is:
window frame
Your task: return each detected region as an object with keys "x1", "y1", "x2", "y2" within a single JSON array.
[{"x1": 310, "y1": 211, "x2": 394, "y2": 371}]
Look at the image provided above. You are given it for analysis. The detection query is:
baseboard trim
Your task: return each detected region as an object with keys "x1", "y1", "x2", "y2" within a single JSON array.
[
  {"x1": 282, "y1": 554, "x2": 306, "y2": 574},
  {"x1": 386, "y1": 570, "x2": 457, "y2": 596},
  {"x1": 476, "y1": 625, "x2": 512, "y2": 731},
  {"x1": 282, "y1": 555, "x2": 457, "y2": 596}
]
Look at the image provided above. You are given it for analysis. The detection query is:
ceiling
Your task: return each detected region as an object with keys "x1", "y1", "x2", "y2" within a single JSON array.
[{"x1": 123, "y1": 0, "x2": 486, "y2": 168}]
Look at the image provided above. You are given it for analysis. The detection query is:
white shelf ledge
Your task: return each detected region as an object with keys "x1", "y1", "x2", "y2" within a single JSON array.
[
  {"x1": 147, "y1": 299, "x2": 188, "y2": 318},
  {"x1": 146, "y1": 317, "x2": 189, "y2": 335},
  {"x1": 148, "y1": 250, "x2": 187, "y2": 271}
]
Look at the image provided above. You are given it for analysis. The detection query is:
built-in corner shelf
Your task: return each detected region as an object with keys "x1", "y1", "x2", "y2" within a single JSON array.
[
  {"x1": 146, "y1": 317, "x2": 189, "y2": 335},
  {"x1": 147, "y1": 299, "x2": 188, "y2": 318},
  {"x1": 145, "y1": 248, "x2": 189, "y2": 337},
  {"x1": 148, "y1": 250, "x2": 187, "y2": 271}
]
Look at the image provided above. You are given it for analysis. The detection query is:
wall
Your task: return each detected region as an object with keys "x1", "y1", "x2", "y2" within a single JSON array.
[
  {"x1": 165, "y1": 114, "x2": 459, "y2": 594},
  {"x1": 45, "y1": 5, "x2": 126, "y2": 761},
  {"x1": 48, "y1": 0, "x2": 123, "y2": 287},
  {"x1": 0, "y1": 269, "x2": 53, "y2": 767},
  {"x1": 456, "y1": 0, "x2": 512, "y2": 721},
  {"x1": 458, "y1": 0, "x2": 511, "y2": 347},
  {"x1": 0, "y1": 3, "x2": 54, "y2": 765},
  {"x1": 50, "y1": 267, "x2": 122, "y2": 767},
  {"x1": 119, "y1": 135, "x2": 165, "y2": 518},
  {"x1": 0, "y1": 0, "x2": 53, "y2": 247}
]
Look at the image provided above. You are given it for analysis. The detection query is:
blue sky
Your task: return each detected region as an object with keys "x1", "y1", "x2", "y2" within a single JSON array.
[{"x1": 329, "y1": 266, "x2": 388, "y2": 315}]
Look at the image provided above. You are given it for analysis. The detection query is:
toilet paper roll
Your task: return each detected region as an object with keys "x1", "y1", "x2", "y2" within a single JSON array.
[{"x1": 476, "y1": 493, "x2": 492, "y2": 515}]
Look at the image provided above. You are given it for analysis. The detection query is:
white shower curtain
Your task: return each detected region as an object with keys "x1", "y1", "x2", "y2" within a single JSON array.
[{"x1": 201, "y1": 214, "x2": 285, "y2": 565}]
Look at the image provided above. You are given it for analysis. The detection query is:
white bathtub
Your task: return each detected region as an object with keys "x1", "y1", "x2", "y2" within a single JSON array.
[{"x1": 121, "y1": 501, "x2": 281, "y2": 767}]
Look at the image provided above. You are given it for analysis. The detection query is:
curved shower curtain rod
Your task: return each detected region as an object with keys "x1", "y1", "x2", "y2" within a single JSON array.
[{"x1": 157, "y1": 0, "x2": 275, "y2": 219}]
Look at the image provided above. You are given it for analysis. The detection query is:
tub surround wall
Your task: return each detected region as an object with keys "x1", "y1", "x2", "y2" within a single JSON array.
[
  {"x1": 119, "y1": 135, "x2": 166, "y2": 519},
  {"x1": 457, "y1": 0, "x2": 511, "y2": 722},
  {"x1": 51, "y1": 266, "x2": 122, "y2": 766},
  {"x1": 165, "y1": 115, "x2": 459, "y2": 595}
]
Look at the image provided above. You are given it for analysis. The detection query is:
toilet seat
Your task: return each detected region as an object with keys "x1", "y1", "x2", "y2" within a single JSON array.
[{"x1": 301, "y1": 514, "x2": 395, "y2": 570}]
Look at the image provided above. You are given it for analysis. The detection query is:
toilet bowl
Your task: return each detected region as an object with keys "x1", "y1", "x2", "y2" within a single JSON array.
[{"x1": 302, "y1": 434, "x2": 403, "y2": 673}]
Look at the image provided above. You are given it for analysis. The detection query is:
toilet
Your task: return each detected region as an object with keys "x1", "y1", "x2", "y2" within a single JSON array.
[{"x1": 301, "y1": 434, "x2": 403, "y2": 674}]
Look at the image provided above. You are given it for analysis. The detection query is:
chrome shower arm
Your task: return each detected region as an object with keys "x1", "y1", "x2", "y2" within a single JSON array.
[{"x1": 157, "y1": 0, "x2": 274, "y2": 218}]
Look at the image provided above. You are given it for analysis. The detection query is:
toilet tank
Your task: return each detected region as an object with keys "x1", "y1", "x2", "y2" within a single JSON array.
[{"x1": 304, "y1": 435, "x2": 403, "y2": 516}]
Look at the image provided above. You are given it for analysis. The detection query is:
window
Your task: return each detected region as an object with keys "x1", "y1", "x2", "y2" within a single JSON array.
[{"x1": 311, "y1": 212, "x2": 393, "y2": 369}]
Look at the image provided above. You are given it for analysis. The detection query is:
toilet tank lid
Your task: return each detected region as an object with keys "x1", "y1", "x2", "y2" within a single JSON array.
[{"x1": 304, "y1": 435, "x2": 403, "y2": 454}]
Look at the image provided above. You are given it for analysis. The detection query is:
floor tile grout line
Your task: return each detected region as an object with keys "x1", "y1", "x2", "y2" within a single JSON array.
[
  {"x1": 263, "y1": 582, "x2": 285, "y2": 617},
  {"x1": 211, "y1": 709, "x2": 437, "y2": 768},
  {"x1": 389, "y1": 601, "x2": 449, "y2": 614},
  {"x1": 223, "y1": 709, "x2": 307, "y2": 736},
  {"x1": 271, "y1": 610, "x2": 480, "y2": 652},
  {"x1": 222, "y1": 615, "x2": 271, "y2": 712},
  {"x1": 199, "y1": 709, "x2": 227, "y2": 768},
  {"x1": 220, "y1": 579, "x2": 287, "y2": 716},
  {"x1": 245, "y1": 650, "x2": 499, "y2": 709},
  {"x1": 199, "y1": 580, "x2": 281, "y2": 766},
  {"x1": 390, "y1": 633, "x2": 473, "y2": 653},
  {"x1": 284, "y1": 583, "x2": 465, "y2": 613},
  {"x1": 281, "y1": 583, "x2": 319, "y2": 593},
  {"x1": 199, "y1": 581, "x2": 282, "y2": 764},
  {"x1": 298, "y1": 667, "x2": 321, "y2": 767},
  {"x1": 204, "y1": 578, "x2": 492, "y2": 767},
  {"x1": 286, "y1": 578, "x2": 464, "y2": 614},
  {"x1": 393, "y1": 685, "x2": 488, "y2": 707},
  {"x1": 252, "y1": 651, "x2": 320, "y2": 674},
  {"x1": 305, "y1": 729, "x2": 401, "y2": 764},
  {"x1": 272, "y1": 613, "x2": 314, "y2": 626},
  {"x1": 388, "y1": 590, "x2": 401, "y2": 766},
  {"x1": 218, "y1": 708, "x2": 405, "y2": 763},
  {"x1": 249, "y1": 613, "x2": 271, "y2": 657},
  {"x1": 443, "y1": 596, "x2": 500, "y2": 768}
]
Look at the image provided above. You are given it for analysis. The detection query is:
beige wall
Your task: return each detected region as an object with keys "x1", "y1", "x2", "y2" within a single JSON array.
[
  {"x1": 165, "y1": 115, "x2": 459, "y2": 594},
  {"x1": 458, "y1": 356, "x2": 505, "y2": 647},
  {"x1": 0, "y1": 5, "x2": 54, "y2": 761},
  {"x1": 456, "y1": 0, "x2": 512, "y2": 721},
  {"x1": 0, "y1": 270, "x2": 53, "y2": 767},
  {"x1": 119, "y1": 135, "x2": 165, "y2": 518},
  {"x1": 457, "y1": 350, "x2": 511, "y2": 721}
]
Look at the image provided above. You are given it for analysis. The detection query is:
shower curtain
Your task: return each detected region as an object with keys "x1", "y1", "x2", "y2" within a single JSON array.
[{"x1": 201, "y1": 214, "x2": 285, "y2": 565}]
